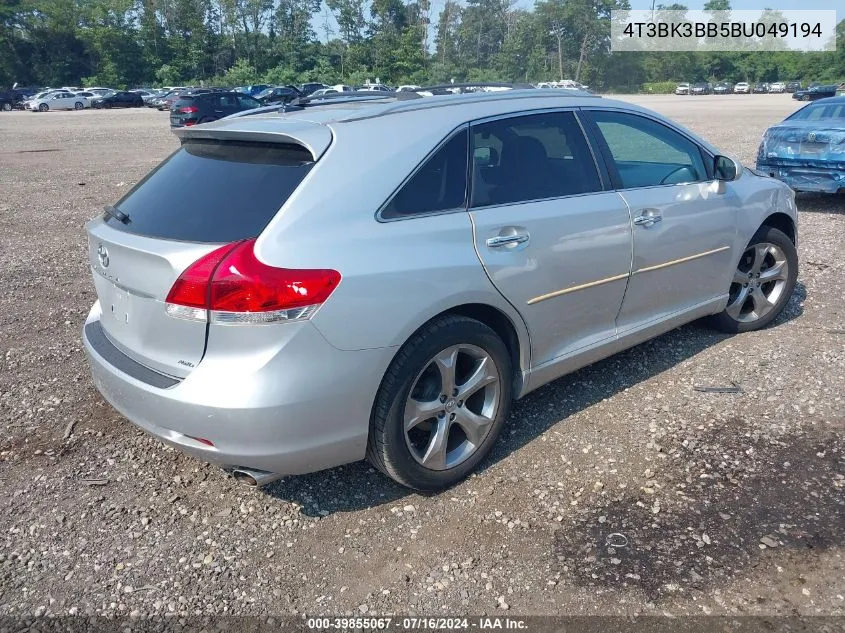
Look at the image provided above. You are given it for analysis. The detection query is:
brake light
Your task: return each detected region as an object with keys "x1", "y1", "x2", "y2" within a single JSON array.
[
  {"x1": 165, "y1": 239, "x2": 341, "y2": 325},
  {"x1": 177, "y1": 106, "x2": 198, "y2": 114}
]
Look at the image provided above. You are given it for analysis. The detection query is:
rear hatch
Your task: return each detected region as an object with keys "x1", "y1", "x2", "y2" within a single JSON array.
[{"x1": 87, "y1": 132, "x2": 326, "y2": 378}]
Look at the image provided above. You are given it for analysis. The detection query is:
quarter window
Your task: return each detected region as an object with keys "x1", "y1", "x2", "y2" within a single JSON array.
[
  {"x1": 381, "y1": 129, "x2": 468, "y2": 218},
  {"x1": 591, "y1": 110, "x2": 707, "y2": 188},
  {"x1": 469, "y1": 111, "x2": 602, "y2": 208}
]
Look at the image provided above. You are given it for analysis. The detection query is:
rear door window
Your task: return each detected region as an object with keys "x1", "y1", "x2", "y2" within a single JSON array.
[
  {"x1": 469, "y1": 111, "x2": 602, "y2": 207},
  {"x1": 106, "y1": 140, "x2": 315, "y2": 242}
]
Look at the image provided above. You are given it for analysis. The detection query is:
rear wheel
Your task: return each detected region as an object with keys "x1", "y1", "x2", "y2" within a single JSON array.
[
  {"x1": 38, "y1": 103, "x2": 48, "y2": 112},
  {"x1": 708, "y1": 226, "x2": 797, "y2": 333},
  {"x1": 1, "y1": 102, "x2": 11, "y2": 112},
  {"x1": 367, "y1": 315, "x2": 512, "y2": 491},
  {"x1": 74, "y1": 101, "x2": 83, "y2": 110}
]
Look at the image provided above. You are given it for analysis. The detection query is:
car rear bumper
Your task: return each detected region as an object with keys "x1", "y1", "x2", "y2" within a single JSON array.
[
  {"x1": 756, "y1": 162, "x2": 845, "y2": 193},
  {"x1": 82, "y1": 301, "x2": 395, "y2": 477}
]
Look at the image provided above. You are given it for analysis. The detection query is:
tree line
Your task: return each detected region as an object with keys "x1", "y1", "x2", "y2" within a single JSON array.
[{"x1": 1, "y1": 0, "x2": 842, "y2": 91}]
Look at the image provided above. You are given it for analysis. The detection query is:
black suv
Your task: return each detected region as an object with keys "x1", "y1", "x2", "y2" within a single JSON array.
[{"x1": 170, "y1": 91, "x2": 262, "y2": 128}]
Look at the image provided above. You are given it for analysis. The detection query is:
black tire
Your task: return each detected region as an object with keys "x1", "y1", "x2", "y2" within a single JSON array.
[
  {"x1": 707, "y1": 225, "x2": 798, "y2": 334},
  {"x1": 1, "y1": 102, "x2": 11, "y2": 112},
  {"x1": 74, "y1": 101, "x2": 83, "y2": 110},
  {"x1": 38, "y1": 103, "x2": 48, "y2": 112},
  {"x1": 367, "y1": 314, "x2": 513, "y2": 491}
]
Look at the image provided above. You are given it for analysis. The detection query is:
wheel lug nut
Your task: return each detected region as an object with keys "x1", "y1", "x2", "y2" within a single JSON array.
[
  {"x1": 452, "y1": 388, "x2": 459, "y2": 397},
  {"x1": 438, "y1": 411, "x2": 445, "y2": 418},
  {"x1": 457, "y1": 400, "x2": 463, "y2": 407},
  {"x1": 440, "y1": 395, "x2": 447, "y2": 403}
]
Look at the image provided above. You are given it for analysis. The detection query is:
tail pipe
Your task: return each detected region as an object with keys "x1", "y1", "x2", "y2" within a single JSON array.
[{"x1": 230, "y1": 467, "x2": 282, "y2": 487}]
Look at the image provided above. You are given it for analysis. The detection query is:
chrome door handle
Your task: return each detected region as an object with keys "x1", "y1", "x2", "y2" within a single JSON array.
[
  {"x1": 633, "y1": 212, "x2": 663, "y2": 227},
  {"x1": 486, "y1": 233, "x2": 529, "y2": 248}
]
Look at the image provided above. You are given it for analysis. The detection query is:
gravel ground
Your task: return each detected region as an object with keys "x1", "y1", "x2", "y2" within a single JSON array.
[{"x1": 0, "y1": 95, "x2": 843, "y2": 618}]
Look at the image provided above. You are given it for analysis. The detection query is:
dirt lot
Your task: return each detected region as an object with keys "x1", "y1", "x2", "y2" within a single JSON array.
[{"x1": 0, "y1": 95, "x2": 843, "y2": 618}]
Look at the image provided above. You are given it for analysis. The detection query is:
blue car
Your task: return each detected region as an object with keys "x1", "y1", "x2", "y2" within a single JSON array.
[{"x1": 756, "y1": 96, "x2": 845, "y2": 193}]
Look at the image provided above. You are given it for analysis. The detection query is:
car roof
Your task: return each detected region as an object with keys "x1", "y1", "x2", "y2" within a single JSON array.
[{"x1": 177, "y1": 89, "x2": 721, "y2": 161}]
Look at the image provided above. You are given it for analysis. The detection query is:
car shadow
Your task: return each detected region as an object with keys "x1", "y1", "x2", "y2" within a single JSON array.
[
  {"x1": 263, "y1": 281, "x2": 807, "y2": 519},
  {"x1": 796, "y1": 191, "x2": 845, "y2": 214}
]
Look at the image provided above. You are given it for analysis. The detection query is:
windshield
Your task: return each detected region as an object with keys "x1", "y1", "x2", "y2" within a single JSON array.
[
  {"x1": 255, "y1": 88, "x2": 274, "y2": 99},
  {"x1": 788, "y1": 102, "x2": 845, "y2": 121}
]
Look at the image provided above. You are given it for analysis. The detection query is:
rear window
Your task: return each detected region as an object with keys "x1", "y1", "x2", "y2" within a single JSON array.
[{"x1": 107, "y1": 140, "x2": 314, "y2": 242}]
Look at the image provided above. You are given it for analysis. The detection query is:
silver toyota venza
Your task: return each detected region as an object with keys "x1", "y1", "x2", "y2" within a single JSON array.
[{"x1": 83, "y1": 89, "x2": 798, "y2": 491}]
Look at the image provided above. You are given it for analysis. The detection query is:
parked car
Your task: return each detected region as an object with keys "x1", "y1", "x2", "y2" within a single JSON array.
[
  {"x1": 757, "y1": 96, "x2": 845, "y2": 194},
  {"x1": 792, "y1": 84, "x2": 838, "y2": 101},
  {"x1": 396, "y1": 85, "x2": 423, "y2": 93},
  {"x1": 93, "y1": 91, "x2": 144, "y2": 108},
  {"x1": 82, "y1": 88, "x2": 799, "y2": 491},
  {"x1": 713, "y1": 82, "x2": 732, "y2": 95},
  {"x1": 310, "y1": 88, "x2": 339, "y2": 97},
  {"x1": 734, "y1": 82, "x2": 750, "y2": 94},
  {"x1": 675, "y1": 82, "x2": 690, "y2": 95},
  {"x1": 73, "y1": 91, "x2": 99, "y2": 107},
  {"x1": 255, "y1": 85, "x2": 302, "y2": 105},
  {"x1": 298, "y1": 82, "x2": 329, "y2": 96},
  {"x1": 21, "y1": 89, "x2": 63, "y2": 109},
  {"x1": 768, "y1": 82, "x2": 786, "y2": 93},
  {"x1": 170, "y1": 91, "x2": 262, "y2": 128},
  {"x1": 785, "y1": 81, "x2": 802, "y2": 93},
  {"x1": 0, "y1": 87, "x2": 37, "y2": 111},
  {"x1": 691, "y1": 82, "x2": 712, "y2": 95},
  {"x1": 28, "y1": 90, "x2": 89, "y2": 111},
  {"x1": 752, "y1": 83, "x2": 769, "y2": 94},
  {"x1": 153, "y1": 90, "x2": 183, "y2": 110}
]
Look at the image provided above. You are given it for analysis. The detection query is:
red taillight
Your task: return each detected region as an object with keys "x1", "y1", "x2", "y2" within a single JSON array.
[
  {"x1": 177, "y1": 106, "x2": 198, "y2": 114},
  {"x1": 165, "y1": 239, "x2": 340, "y2": 324}
]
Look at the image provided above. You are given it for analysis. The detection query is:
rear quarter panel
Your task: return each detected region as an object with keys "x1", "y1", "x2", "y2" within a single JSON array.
[{"x1": 252, "y1": 110, "x2": 532, "y2": 370}]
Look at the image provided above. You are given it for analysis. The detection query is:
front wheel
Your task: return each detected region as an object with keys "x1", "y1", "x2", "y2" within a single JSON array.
[
  {"x1": 707, "y1": 226, "x2": 797, "y2": 333},
  {"x1": 1, "y1": 102, "x2": 11, "y2": 112},
  {"x1": 367, "y1": 315, "x2": 512, "y2": 491},
  {"x1": 38, "y1": 103, "x2": 48, "y2": 112},
  {"x1": 74, "y1": 101, "x2": 83, "y2": 110}
]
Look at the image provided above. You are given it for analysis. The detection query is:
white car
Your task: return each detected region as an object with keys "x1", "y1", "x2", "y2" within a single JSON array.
[
  {"x1": 396, "y1": 85, "x2": 422, "y2": 92},
  {"x1": 675, "y1": 83, "x2": 690, "y2": 95},
  {"x1": 734, "y1": 82, "x2": 750, "y2": 94},
  {"x1": 73, "y1": 92, "x2": 98, "y2": 107},
  {"x1": 29, "y1": 91, "x2": 89, "y2": 111},
  {"x1": 21, "y1": 90, "x2": 62, "y2": 109},
  {"x1": 768, "y1": 82, "x2": 786, "y2": 93}
]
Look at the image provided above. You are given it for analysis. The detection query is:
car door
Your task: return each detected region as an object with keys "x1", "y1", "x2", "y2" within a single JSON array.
[
  {"x1": 217, "y1": 93, "x2": 240, "y2": 117},
  {"x1": 468, "y1": 110, "x2": 633, "y2": 368},
  {"x1": 582, "y1": 108, "x2": 739, "y2": 332},
  {"x1": 53, "y1": 92, "x2": 72, "y2": 109}
]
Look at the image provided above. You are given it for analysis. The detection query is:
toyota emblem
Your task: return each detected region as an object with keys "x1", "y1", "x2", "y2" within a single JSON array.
[
  {"x1": 807, "y1": 132, "x2": 817, "y2": 142},
  {"x1": 97, "y1": 244, "x2": 110, "y2": 268}
]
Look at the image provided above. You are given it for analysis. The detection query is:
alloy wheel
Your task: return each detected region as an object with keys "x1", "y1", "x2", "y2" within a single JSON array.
[
  {"x1": 403, "y1": 344, "x2": 501, "y2": 471},
  {"x1": 726, "y1": 242, "x2": 789, "y2": 323}
]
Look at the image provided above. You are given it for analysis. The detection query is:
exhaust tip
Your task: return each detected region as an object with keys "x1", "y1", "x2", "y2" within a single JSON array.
[
  {"x1": 232, "y1": 470, "x2": 259, "y2": 486},
  {"x1": 230, "y1": 467, "x2": 279, "y2": 487}
]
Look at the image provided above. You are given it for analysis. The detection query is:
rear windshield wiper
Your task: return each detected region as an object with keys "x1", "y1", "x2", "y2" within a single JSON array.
[{"x1": 103, "y1": 204, "x2": 130, "y2": 224}]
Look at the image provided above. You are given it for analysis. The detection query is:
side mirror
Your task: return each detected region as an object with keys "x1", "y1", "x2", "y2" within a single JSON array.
[{"x1": 714, "y1": 155, "x2": 740, "y2": 181}]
